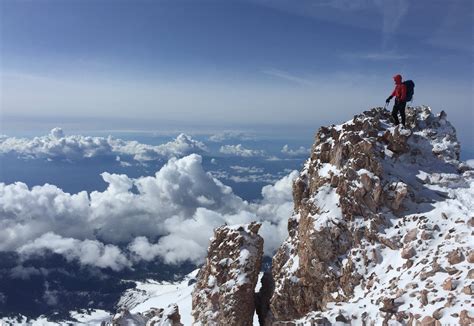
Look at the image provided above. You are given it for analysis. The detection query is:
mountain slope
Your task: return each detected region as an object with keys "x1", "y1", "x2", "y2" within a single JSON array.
[{"x1": 262, "y1": 106, "x2": 473, "y2": 325}]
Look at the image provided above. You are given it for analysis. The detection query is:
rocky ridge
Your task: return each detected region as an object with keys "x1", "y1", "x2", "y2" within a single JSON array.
[{"x1": 260, "y1": 106, "x2": 473, "y2": 325}]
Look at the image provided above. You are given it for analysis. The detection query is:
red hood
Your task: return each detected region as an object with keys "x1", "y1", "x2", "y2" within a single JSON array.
[{"x1": 393, "y1": 74, "x2": 402, "y2": 84}]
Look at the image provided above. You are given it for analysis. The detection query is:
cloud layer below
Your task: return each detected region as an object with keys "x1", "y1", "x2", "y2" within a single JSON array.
[
  {"x1": 0, "y1": 128, "x2": 208, "y2": 162},
  {"x1": 219, "y1": 144, "x2": 265, "y2": 157},
  {"x1": 0, "y1": 154, "x2": 297, "y2": 270}
]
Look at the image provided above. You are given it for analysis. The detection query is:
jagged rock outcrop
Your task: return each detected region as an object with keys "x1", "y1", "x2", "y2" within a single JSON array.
[
  {"x1": 192, "y1": 222, "x2": 264, "y2": 326},
  {"x1": 104, "y1": 304, "x2": 183, "y2": 326},
  {"x1": 260, "y1": 106, "x2": 473, "y2": 324}
]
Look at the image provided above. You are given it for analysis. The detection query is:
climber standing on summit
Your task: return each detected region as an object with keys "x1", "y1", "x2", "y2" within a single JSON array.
[{"x1": 386, "y1": 74, "x2": 407, "y2": 127}]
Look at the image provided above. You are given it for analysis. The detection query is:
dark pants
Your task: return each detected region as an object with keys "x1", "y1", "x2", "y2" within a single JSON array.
[{"x1": 392, "y1": 100, "x2": 406, "y2": 126}]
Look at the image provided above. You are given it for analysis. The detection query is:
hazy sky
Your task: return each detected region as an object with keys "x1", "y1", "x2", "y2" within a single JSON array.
[{"x1": 1, "y1": 0, "x2": 472, "y2": 145}]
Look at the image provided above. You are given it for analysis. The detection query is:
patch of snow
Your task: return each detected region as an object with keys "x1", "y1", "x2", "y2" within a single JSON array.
[
  {"x1": 318, "y1": 163, "x2": 341, "y2": 178},
  {"x1": 311, "y1": 185, "x2": 343, "y2": 230}
]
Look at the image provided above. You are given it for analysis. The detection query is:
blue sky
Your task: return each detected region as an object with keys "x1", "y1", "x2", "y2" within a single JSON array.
[{"x1": 1, "y1": 0, "x2": 472, "y2": 148}]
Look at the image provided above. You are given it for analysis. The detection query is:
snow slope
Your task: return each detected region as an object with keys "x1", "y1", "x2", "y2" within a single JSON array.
[
  {"x1": 270, "y1": 106, "x2": 473, "y2": 324},
  {"x1": 113, "y1": 270, "x2": 264, "y2": 325}
]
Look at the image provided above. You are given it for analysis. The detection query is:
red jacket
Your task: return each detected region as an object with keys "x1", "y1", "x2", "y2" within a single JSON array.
[
  {"x1": 391, "y1": 75, "x2": 407, "y2": 101},
  {"x1": 391, "y1": 83, "x2": 407, "y2": 102}
]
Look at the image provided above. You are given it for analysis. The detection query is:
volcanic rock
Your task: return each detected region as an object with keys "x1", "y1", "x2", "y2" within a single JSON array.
[{"x1": 192, "y1": 222, "x2": 263, "y2": 326}]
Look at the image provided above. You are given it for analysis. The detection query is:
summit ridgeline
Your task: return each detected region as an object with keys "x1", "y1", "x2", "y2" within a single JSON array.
[
  {"x1": 192, "y1": 106, "x2": 473, "y2": 325},
  {"x1": 259, "y1": 105, "x2": 473, "y2": 325}
]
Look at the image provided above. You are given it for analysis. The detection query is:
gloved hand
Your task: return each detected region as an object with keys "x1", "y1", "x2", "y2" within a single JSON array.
[{"x1": 385, "y1": 96, "x2": 393, "y2": 104}]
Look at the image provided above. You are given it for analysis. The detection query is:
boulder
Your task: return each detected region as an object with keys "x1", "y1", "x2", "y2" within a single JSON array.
[
  {"x1": 105, "y1": 305, "x2": 183, "y2": 326},
  {"x1": 446, "y1": 249, "x2": 464, "y2": 265},
  {"x1": 459, "y1": 310, "x2": 474, "y2": 326},
  {"x1": 401, "y1": 245, "x2": 416, "y2": 259},
  {"x1": 192, "y1": 222, "x2": 264, "y2": 326}
]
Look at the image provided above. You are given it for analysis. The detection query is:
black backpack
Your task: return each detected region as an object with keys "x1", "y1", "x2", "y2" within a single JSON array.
[{"x1": 403, "y1": 80, "x2": 415, "y2": 102}]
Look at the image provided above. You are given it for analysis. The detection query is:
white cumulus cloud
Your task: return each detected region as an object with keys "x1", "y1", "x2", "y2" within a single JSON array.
[
  {"x1": 250, "y1": 171, "x2": 299, "y2": 252},
  {"x1": 281, "y1": 144, "x2": 310, "y2": 156},
  {"x1": 219, "y1": 144, "x2": 265, "y2": 157},
  {"x1": 0, "y1": 154, "x2": 298, "y2": 267},
  {"x1": 109, "y1": 133, "x2": 208, "y2": 162},
  {"x1": 0, "y1": 128, "x2": 208, "y2": 162},
  {"x1": 208, "y1": 131, "x2": 255, "y2": 142},
  {"x1": 18, "y1": 232, "x2": 131, "y2": 271},
  {"x1": 229, "y1": 165, "x2": 265, "y2": 174}
]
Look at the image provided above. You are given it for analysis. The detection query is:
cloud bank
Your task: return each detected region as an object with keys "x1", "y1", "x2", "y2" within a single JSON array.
[
  {"x1": 281, "y1": 144, "x2": 310, "y2": 156},
  {"x1": 0, "y1": 154, "x2": 297, "y2": 269},
  {"x1": 19, "y1": 233, "x2": 131, "y2": 271},
  {"x1": 219, "y1": 144, "x2": 266, "y2": 157},
  {"x1": 208, "y1": 131, "x2": 256, "y2": 143},
  {"x1": 0, "y1": 128, "x2": 208, "y2": 162}
]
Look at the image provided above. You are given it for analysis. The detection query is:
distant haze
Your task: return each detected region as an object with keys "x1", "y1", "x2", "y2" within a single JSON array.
[{"x1": 1, "y1": 0, "x2": 472, "y2": 149}]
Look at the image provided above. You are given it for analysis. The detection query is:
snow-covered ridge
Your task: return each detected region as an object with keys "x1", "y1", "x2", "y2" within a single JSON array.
[{"x1": 263, "y1": 106, "x2": 473, "y2": 325}]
